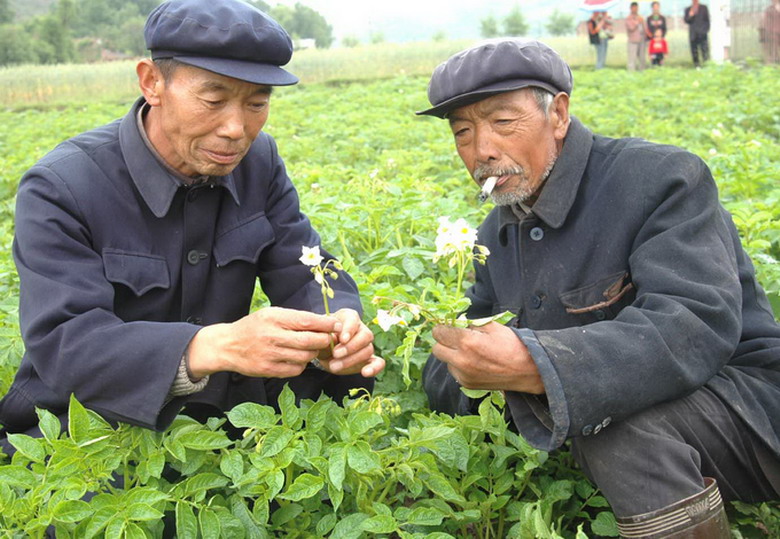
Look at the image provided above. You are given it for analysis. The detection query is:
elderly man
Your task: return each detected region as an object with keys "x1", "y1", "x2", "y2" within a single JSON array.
[
  {"x1": 419, "y1": 39, "x2": 780, "y2": 538},
  {"x1": 0, "y1": 0, "x2": 383, "y2": 448},
  {"x1": 684, "y1": 0, "x2": 711, "y2": 66}
]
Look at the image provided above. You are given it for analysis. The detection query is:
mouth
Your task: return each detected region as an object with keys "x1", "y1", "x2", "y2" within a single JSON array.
[{"x1": 203, "y1": 148, "x2": 242, "y2": 165}]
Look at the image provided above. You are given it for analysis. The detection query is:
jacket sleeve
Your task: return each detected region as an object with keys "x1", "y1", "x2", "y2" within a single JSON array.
[
  {"x1": 255, "y1": 136, "x2": 362, "y2": 316},
  {"x1": 506, "y1": 151, "x2": 743, "y2": 451},
  {"x1": 13, "y1": 164, "x2": 199, "y2": 430}
]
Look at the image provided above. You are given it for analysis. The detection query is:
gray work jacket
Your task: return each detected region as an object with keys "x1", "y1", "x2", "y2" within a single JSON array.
[
  {"x1": 0, "y1": 98, "x2": 363, "y2": 432},
  {"x1": 425, "y1": 117, "x2": 780, "y2": 455}
]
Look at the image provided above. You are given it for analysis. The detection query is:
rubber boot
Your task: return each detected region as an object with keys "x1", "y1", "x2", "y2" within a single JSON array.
[{"x1": 615, "y1": 477, "x2": 730, "y2": 538}]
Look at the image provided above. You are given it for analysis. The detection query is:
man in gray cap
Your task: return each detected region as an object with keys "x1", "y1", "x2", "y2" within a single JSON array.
[
  {"x1": 0, "y1": 0, "x2": 383, "y2": 445},
  {"x1": 420, "y1": 38, "x2": 780, "y2": 537}
]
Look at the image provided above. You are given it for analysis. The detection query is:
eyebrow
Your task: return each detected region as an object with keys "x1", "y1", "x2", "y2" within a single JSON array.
[{"x1": 197, "y1": 81, "x2": 273, "y2": 96}]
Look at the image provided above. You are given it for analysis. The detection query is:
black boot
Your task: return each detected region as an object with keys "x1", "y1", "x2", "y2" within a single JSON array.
[{"x1": 615, "y1": 477, "x2": 730, "y2": 538}]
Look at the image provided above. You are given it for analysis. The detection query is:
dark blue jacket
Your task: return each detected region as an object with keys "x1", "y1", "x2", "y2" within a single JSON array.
[
  {"x1": 0, "y1": 98, "x2": 363, "y2": 432},
  {"x1": 425, "y1": 117, "x2": 780, "y2": 455}
]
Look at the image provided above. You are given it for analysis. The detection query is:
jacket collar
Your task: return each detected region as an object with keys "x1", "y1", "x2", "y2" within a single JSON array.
[
  {"x1": 498, "y1": 115, "x2": 593, "y2": 232},
  {"x1": 119, "y1": 97, "x2": 240, "y2": 218}
]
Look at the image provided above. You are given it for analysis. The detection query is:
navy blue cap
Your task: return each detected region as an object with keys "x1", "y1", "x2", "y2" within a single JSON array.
[
  {"x1": 144, "y1": 0, "x2": 298, "y2": 86},
  {"x1": 417, "y1": 39, "x2": 573, "y2": 118}
]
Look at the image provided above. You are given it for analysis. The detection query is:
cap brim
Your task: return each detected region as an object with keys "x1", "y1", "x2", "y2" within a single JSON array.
[
  {"x1": 416, "y1": 78, "x2": 560, "y2": 119},
  {"x1": 173, "y1": 55, "x2": 299, "y2": 86}
]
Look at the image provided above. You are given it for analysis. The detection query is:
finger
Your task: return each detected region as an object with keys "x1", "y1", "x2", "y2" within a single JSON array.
[
  {"x1": 361, "y1": 356, "x2": 386, "y2": 378},
  {"x1": 432, "y1": 324, "x2": 467, "y2": 349},
  {"x1": 329, "y1": 344, "x2": 375, "y2": 374},
  {"x1": 333, "y1": 308, "x2": 361, "y2": 343},
  {"x1": 269, "y1": 307, "x2": 342, "y2": 335},
  {"x1": 331, "y1": 325, "x2": 374, "y2": 360},
  {"x1": 278, "y1": 329, "x2": 335, "y2": 352}
]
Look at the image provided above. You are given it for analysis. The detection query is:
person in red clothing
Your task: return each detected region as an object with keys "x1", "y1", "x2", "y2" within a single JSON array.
[{"x1": 648, "y1": 28, "x2": 669, "y2": 66}]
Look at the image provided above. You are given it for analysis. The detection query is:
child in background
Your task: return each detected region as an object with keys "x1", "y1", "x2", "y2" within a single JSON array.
[{"x1": 648, "y1": 28, "x2": 669, "y2": 65}]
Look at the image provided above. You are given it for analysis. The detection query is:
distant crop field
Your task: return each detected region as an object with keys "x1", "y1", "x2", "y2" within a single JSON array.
[{"x1": 0, "y1": 59, "x2": 778, "y2": 537}]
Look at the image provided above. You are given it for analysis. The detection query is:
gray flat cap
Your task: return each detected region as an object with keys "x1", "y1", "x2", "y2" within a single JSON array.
[
  {"x1": 417, "y1": 39, "x2": 573, "y2": 118},
  {"x1": 145, "y1": 0, "x2": 298, "y2": 86}
]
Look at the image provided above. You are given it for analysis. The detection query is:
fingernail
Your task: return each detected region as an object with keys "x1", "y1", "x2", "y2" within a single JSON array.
[
  {"x1": 333, "y1": 347, "x2": 346, "y2": 359},
  {"x1": 341, "y1": 332, "x2": 351, "y2": 342},
  {"x1": 334, "y1": 322, "x2": 343, "y2": 333},
  {"x1": 330, "y1": 360, "x2": 343, "y2": 371}
]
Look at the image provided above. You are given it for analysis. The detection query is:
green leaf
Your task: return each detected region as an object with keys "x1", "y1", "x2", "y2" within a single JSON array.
[
  {"x1": 67, "y1": 393, "x2": 91, "y2": 445},
  {"x1": 277, "y1": 473, "x2": 324, "y2": 501},
  {"x1": 36, "y1": 408, "x2": 61, "y2": 441},
  {"x1": 278, "y1": 384, "x2": 300, "y2": 427},
  {"x1": 587, "y1": 495, "x2": 611, "y2": 508},
  {"x1": 266, "y1": 468, "x2": 285, "y2": 500},
  {"x1": 124, "y1": 522, "x2": 146, "y2": 539},
  {"x1": 331, "y1": 512, "x2": 368, "y2": 539},
  {"x1": 52, "y1": 499, "x2": 92, "y2": 523},
  {"x1": 178, "y1": 430, "x2": 233, "y2": 451},
  {"x1": 316, "y1": 512, "x2": 338, "y2": 536},
  {"x1": 270, "y1": 503, "x2": 303, "y2": 527},
  {"x1": 421, "y1": 470, "x2": 466, "y2": 504},
  {"x1": 361, "y1": 514, "x2": 397, "y2": 533},
  {"x1": 328, "y1": 443, "x2": 347, "y2": 490},
  {"x1": 348, "y1": 410, "x2": 383, "y2": 437},
  {"x1": 176, "y1": 501, "x2": 198, "y2": 538},
  {"x1": 230, "y1": 498, "x2": 265, "y2": 539},
  {"x1": 346, "y1": 440, "x2": 380, "y2": 474},
  {"x1": 226, "y1": 402, "x2": 277, "y2": 430},
  {"x1": 199, "y1": 507, "x2": 221, "y2": 539},
  {"x1": 220, "y1": 450, "x2": 244, "y2": 482},
  {"x1": 125, "y1": 503, "x2": 164, "y2": 521},
  {"x1": 305, "y1": 398, "x2": 332, "y2": 432},
  {"x1": 402, "y1": 255, "x2": 425, "y2": 280},
  {"x1": 402, "y1": 506, "x2": 446, "y2": 526},
  {"x1": 0, "y1": 464, "x2": 37, "y2": 488},
  {"x1": 179, "y1": 473, "x2": 230, "y2": 496},
  {"x1": 328, "y1": 481, "x2": 344, "y2": 512},
  {"x1": 123, "y1": 487, "x2": 170, "y2": 507},
  {"x1": 6, "y1": 433, "x2": 46, "y2": 462},
  {"x1": 591, "y1": 511, "x2": 620, "y2": 537},
  {"x1": 83, "y1": 506, "x2": 117, "y2": 539},
  {"x1": 259, "y1": 426, "x2": 295, "y2": 458}
]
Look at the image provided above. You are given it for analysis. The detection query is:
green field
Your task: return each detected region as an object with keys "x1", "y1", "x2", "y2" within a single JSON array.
[{"x1": 0, "y1": 46, "x2": 778, "y2": 537}]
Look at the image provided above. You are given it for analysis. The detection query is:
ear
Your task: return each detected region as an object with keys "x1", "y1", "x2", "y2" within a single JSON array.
[
  {"x1": 550, "y1": 92, "x2": 570, "y2": 141},
  {"x1": 136, "y1": 59, "x2": 164, "y2": 106}
]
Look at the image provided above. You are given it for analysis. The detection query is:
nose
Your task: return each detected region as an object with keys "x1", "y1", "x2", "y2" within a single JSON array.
[
  {"x1": 473, "y1": 129, "x2": 501, "y2": 164},
  {"x1": 216, "y1": 104, "x2": 246, "y2": 140}
]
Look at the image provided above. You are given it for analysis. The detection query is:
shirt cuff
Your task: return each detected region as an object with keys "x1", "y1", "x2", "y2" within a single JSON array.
[
  {"x1": 504, "y1": 328, "x2": 571, "y2": 452},
  {"x1": 168, "y1": 350, "x2": 210, "y2": 398}
]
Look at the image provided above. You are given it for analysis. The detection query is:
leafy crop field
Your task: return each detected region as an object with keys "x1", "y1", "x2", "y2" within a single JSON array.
[{"x1": 0, "y1": 61, "x2": 778, "y2": 537}]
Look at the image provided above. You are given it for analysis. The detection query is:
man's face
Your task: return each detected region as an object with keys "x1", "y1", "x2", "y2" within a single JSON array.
[
  {"x1": 145, "y1": 64, "x2": 271, "y2": 177},
  {"x1": 447, "y1": 89, "x2": 567, "y2": 206},
  {"x1": 631, "y1": 4, "x2": 639, "y2": 15},
  {"x1": 652, "y1": 2, "x2": 660, "y2": 14}
]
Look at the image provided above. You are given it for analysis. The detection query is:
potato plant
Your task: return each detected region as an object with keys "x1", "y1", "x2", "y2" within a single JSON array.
[{"x1": 0, "y1": 63, "x2": 778, "y2": 537}]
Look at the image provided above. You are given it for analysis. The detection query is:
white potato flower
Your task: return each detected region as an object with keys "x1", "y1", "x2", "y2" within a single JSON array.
[
  {"x1": 375, "y1": 309, "x2": 407, "y2": 331},
  {"x1": 299, "y1": 245, "x2": 324, "y2": 267}
]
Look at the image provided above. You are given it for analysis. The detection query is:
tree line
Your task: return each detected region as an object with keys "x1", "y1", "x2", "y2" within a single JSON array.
[
  {"x1": 480, "y1": 7, "x2": 576, "y2": 39},
  {"x1": 0, "y1": 0, "x2": 334, "y2": 67}
]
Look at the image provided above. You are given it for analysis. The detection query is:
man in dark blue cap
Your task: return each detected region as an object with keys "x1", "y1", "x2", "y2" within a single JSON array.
[
  {"x1": 419, "y1": 38, "x2": 780, "y2": 537},
  {"x1": 0, "y1": 0, "x2": 384, "y2": 445}
]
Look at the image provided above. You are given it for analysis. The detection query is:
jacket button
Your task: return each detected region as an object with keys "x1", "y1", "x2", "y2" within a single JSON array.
[
  {"x1": 582, "y1": 424, "x2": 594, "y2": 436},
  {"x1": 531, "y1": 294, "x2": 543, "y2": 309},
  {"x1": 187, "y1": 250, "x2": 203, "y2": 265},
  {"x1": 594, "y1": 309, "x2": 606, "y2": 320},
  {"x1": 529, "y1": 227, "x2": 544, "y2": 241},
  {"x1": 593, "y1": 423, "x2": 603, "y2": 435},
  {"x1": 602, "y1": 416, "x2": 612, "y2": 428}
]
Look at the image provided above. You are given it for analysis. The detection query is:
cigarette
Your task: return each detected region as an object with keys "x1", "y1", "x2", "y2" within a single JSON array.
[{"x1": 478, "y1": 176, "x2": 498, "y2": 203}]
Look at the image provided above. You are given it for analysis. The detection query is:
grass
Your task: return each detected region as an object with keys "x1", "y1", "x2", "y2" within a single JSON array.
[{"x1": 0, "y1": 31, "x2": 735, "y2": 108}]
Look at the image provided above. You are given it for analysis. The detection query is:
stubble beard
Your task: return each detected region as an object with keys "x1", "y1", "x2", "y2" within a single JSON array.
[{"x1": 475, "y1": 150, "x2": 559, "y2": 207}]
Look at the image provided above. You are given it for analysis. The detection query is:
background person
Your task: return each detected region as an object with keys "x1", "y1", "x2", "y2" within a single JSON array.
[
  {"x1": 648, "y1": 28, "x2": 669, "y2": 65},
  {"x1": 418, "y1": 38, "x2": 780, "y2": 538},
  {"x1": 646, "y1": 1, "x2": 668, "y2": 38},
  {"x1": 0, "y1": 0, "x2": 383, "y2": 450},
  {"x1": 685, "y1": 0, "x2": 711, "y2": 66},
  {"x1": 587, "y1": 11, "x2": 612, "y2": 70},
  {"x1": 626, "y1": 2, "x2": 648, "y2": 71},
  {"x1": 760, "y1": 0, "x2": 780, "y2": 64}
]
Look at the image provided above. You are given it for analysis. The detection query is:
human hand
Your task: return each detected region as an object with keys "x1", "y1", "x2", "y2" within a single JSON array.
[
  {"x1": 188, "y1": 306, "x2": 344, "y2": 379},
  {"x1": 317, "y1": 308, "x2": 384, "y2": 378},
  {"x1": 432, "y1": 322, "x2": 544, "y2": 394}
]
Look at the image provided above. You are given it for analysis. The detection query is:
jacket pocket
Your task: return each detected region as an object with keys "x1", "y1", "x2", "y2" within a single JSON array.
[
  {"x1": 213, "y1": 212, "x2": 276, "y2": 267},
  {"x1": 559, "y1": 271, "x2": 635, "y2": 322},
  {"x1": 102, "y1": 249, "x2": 170, "y2": 296}
]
